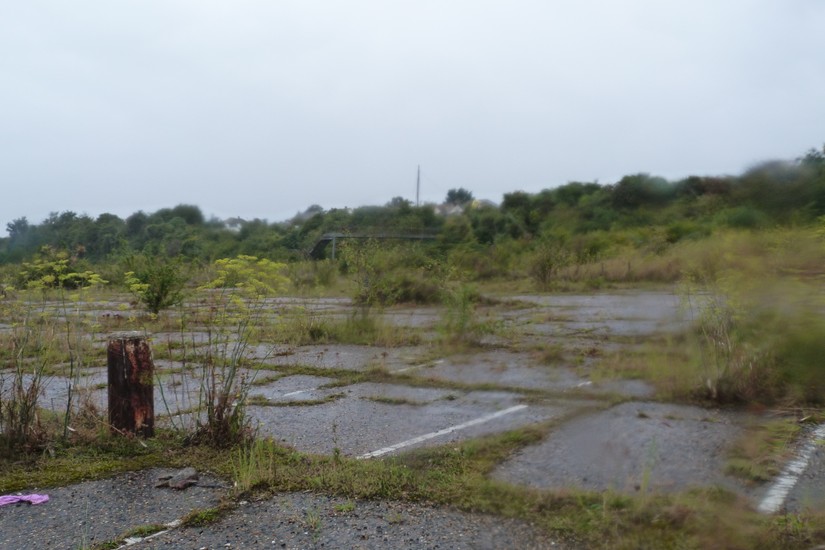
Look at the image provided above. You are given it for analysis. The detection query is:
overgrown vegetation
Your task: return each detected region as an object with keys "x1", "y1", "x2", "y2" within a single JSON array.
[
  {"x1": 124, "y1": 254, "x2": 187, "y2": 314},
  {"x1": 2, "y1": 145, "x2": 824, "y2": 279},
  {"x1": 224, "y1": 429, "x2": 825, "y2": 549},
  {"x1": 0, "y1": 256, "x2": 107, "y2": 456},
  {"x1": 726, "y1": 419, "x2": 803, "y2": 483},
  {"x1": 183, "y1": 255, "x2": 288, "y2": 447},
  {"x1": 2, "y1": 144, "x2": 825, "y2": 547}
]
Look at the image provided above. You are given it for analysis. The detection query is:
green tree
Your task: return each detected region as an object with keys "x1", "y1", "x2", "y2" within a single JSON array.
[
  {"x1": 5, "y1": 218, "x2": 33, "y2": 258},
  {"x1": 501, "y1": 191, "x2": 534, "y2": 236},
  {"x1": 554, "y1": 182, "x2": 601, "y2": 207},
  {"x1": 125, "y1": 211, "x2": 149, "y2": 249},
  {"x1": 445, "y1": 188, "x2": 474, "y2": 206},
  {"x1": 386, "y1": 196, "x2": 412, "y2": 212},
  {"x1": 88, "y1": 213, "x2": 126, "y2": 259},
  {"x1": 468, "y1": 205, "x2": 504, "y2": 244},
  {"x1": 169, "y1": 204, "x2": 205, "y2": 225},
  {"x1": 611, "y1": 174, "x2": 673, "y2": 209}
]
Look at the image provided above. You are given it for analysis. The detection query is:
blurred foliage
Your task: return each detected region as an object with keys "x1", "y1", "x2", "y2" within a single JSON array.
[{"x1": 0, "y1": 144, "x2": 824, "y2": 290}]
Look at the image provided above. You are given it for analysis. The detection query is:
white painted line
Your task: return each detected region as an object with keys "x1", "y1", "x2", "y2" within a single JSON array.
[
  {"x1": 117, "y1": 519, "x2": 182, "y2": 548},
  {"x1": 757, "y1": 423, "x2": 825, "y2": 514},
  {"x1": 282, "y1": 389, "x2": 314, "y2": 397},
  {"x1": 357, "y1": 404, "x2": 528, "y2": 459},
  {"x1": 393, "y1": 359, "x2": 443, "y2": 374}
]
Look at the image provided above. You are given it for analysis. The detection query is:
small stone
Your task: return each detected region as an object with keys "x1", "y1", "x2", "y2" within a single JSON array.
[{"x1": 155, "y1": 467, "x2": 199, "y2": 489}]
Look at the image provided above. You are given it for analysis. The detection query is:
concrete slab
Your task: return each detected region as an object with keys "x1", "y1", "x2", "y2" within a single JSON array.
[
  {"x1": 248, "y1": 385, "x2": 572, "y2": 457},
  {"x1": 493, "y1": 401, "x2": 748, "y2": 494}
]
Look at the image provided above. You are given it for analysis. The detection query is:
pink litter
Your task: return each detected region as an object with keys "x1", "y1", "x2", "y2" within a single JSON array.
[{"x1": 0, "y1": 494, "x2": 50, "y2": 506}]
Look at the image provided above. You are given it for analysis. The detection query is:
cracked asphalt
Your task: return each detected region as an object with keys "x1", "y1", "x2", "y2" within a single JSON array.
[{"x1": 3, "y1": 290, "x2": 820, "y2": 549}]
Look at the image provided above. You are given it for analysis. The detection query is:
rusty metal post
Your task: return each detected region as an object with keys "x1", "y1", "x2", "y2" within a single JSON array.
[{"x1": 107, "y1": 331, "x2": 154, "y2": 437}]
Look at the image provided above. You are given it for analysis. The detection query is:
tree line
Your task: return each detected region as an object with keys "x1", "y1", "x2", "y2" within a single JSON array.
[{"x1": 2, "y1": 145, "x2": 823, "y2": 268}]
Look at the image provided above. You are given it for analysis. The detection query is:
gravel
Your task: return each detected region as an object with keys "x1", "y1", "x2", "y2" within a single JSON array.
[
  {"x1": 0, "y1": 473, "x2": 566, "y2": 550},
  {"x1": 0, "y1": 469, "x2": 225, "y2": 549},
  {"x1": 128, "y1": 492, "x2": 565, "y2": 549}
]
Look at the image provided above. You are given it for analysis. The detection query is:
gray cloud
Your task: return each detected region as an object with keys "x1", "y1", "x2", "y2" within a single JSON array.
[{"x1": 1, "y1": 0, "x2": 824, "y2": 230}]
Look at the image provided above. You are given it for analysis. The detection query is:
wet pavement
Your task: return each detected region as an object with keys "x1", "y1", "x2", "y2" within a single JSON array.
[
  {"x1": 3, "y1": 289, "x2": 821, "y2": 548},
  {"x1": 0, "y1": 469, "x2": 226, "y2": 550},
  {"x1": 493, "y1": 401, "x2": 748, "y2": 495},
  {"x1": 0, "y1": 476, "x2": 564, "y2": 550},
  {"x1": 248, "y1": 383, "x2": 567, "y2": 457}
]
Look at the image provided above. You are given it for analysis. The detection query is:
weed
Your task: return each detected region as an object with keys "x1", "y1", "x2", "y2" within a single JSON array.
[
  {"x1": 248, "y1": 393, "x2": 345, "y2": 407},
  {"x1": 362, "y1": 395, "x2": 428, "y2": 406},
  {"x1": 385, "y1": 511, "x2": 405, "y2": 524},
  {"x1": 535, "y1": 343, "x2": 566, "y2": 365},
  {"x1": 343, "y1": 240, "x2": 444, "y2": 306},
  {"x1": 124, "y1": 255, "x2": 187, "y2": 314},
  {"x1": 529, "y1": 242, "x2": 571, "y2": 291},
  {"x1": 0, "y1": 261, "x2": 106, "y2": 456},
  {"x1": 333, "y1": 500, "x2": 356, "y2": 513},
  {"x1": 273, "y1": 306, "x2": 418, "y2": 347},
  {"x1": 181, "y1": 506, "x2": 227, "y2": 527},
  {"x1": 287, "y1": 259, "x2": 338, "y2": 290},
  {"x1": 233, "y1": 437, "x2": 277, "y2": 494},
  {"x1": 305, "y1": 507, "x2": 322, "y2": 533},
  {"x1": 186, "y1": 255, "x2": 288, "y2": 447},
  {"x1": 726, "y1": 419, "x2": 801, "y2": 483},
  {"x1": 439, "y1": 283, "x2": 481, "y2": 344},
  {"x1": 680, "y1": 276, "x2": 825, "y2": 405}
]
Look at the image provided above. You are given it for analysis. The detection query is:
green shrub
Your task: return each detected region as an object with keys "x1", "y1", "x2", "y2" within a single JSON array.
[
  {"x1": 354, "y1": 272, "x2": 442, "y2": 306},
  {"x1": 447, "y1": 243, "x2": 510, "y2": 281},
  {"x1": 343, "y1": 241, "x2": 445, "y2": 306},
  {"x1": 772, "y1": 314, "x2": 825, "y2": 404},
  {"x1": 665, "y1": 221, "x2": 710, "y2": 244},
  {"x1": 124, "y1": 255, "x2": 187, "y2": 314},
  {"x1": 529, "y1": 243, "x2": 571, "y2": 290},
  {"x1": 684, "y1": 280, "x2": 825, "y2": 405},
  {"x1": 723, "y1": 206, "x2": 769, "y2": 229},
  {"x1": 287, "y1": 260, "x2": 337, "y2": 289},
  {"x1": 439, "y1": 284, "x2": 485, "y2": 344}
]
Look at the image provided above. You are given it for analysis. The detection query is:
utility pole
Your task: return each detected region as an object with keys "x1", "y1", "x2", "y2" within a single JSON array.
[{"x1": 416, "y1": 165, "x2": 420, "y2": 207}]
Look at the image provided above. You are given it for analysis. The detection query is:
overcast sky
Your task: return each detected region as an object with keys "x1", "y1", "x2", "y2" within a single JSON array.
[{"x1": 2, "y1": 1, "x2": 824, "y2": 233}]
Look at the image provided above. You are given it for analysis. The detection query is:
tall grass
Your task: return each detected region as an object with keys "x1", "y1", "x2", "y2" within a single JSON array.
[
  {"x1": 0, "y1": 309, "x2": 52, "y2": 455},
  {"x1": 592, "y1": 274, "x2": 825, "y2": 408},
  {"x1": 680, "y1": 273, "x2": 825, "y2": 405},
  {"x1": 542, "y1": 226, "x2": 825, "y2": 405},
  {"x1": 185, "y1": 256, "x2": 288, "y2": 447},
  {"x1": 273, "y1": 308, "x2": 418, "y2": 347},
  {"x1": 439, "y1": 283, "x2": 480, "y2": 344},
  {"x1": 226, "y1": 427, "x2": 824, "y2": 549},
  {"x1": 536, "y1": 227, "x2": 825, "y2": 287},
  {"x1": 0, "y1": 258, "x2": 110, "y2": 456}
]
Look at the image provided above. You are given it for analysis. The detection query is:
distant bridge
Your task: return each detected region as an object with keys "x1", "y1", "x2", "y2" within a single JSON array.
[{"x1": 309, "y1": 232, "x2": 437, "y2": 259}]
